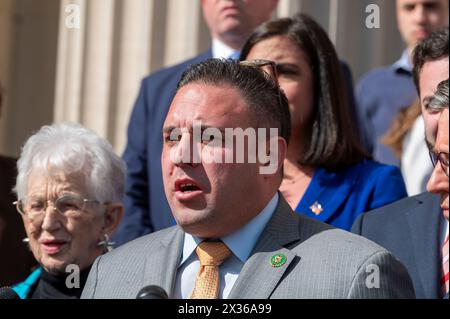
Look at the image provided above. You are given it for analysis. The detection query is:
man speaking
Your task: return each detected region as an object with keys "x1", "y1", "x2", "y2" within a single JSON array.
[{"x1": 82, "y1": 59, "x2": 414, "y2": 299}]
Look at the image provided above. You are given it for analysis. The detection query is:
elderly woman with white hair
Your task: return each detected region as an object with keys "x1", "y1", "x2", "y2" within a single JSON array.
[{"x1": 11, "y1": 123, "x2": 125, "y2": 299}]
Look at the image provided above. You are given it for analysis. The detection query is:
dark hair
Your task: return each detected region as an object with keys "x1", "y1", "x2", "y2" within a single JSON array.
[
  {"x1": 177, "y1": 58, "x2": 291, "y2": 144},
  {"x1": 412, "y1": 27, "x2": 449, "y2": 95},
  {"x1": 240, "y1": 13, "x2": 366, "y2": 169}
]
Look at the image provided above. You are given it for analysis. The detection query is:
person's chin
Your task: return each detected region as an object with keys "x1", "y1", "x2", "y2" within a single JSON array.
[
  {"x1": 220, "y1": 20, "x2": 245, "y2": 35},
  {"x1": 40, "y1": 257, "x2": 72, "y2": 275},
  {"x1": 411, "y1": 30, "x2": 430, "y2": 44},
  {"x1": 170, "y1": 193, "x2": 207, "y2": 212},
  {"x1": 176, "y1": 213, "x2": 214, "y2": 234}
]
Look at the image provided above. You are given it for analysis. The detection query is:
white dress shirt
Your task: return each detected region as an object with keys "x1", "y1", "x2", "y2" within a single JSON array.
[
  {"x1": 212, "y1": 38, "x2": 240, "y2": 59},
  {"x1": 173, "y1": 193, "x2": 279, "y2": 299},
  {"x1": 401, "y1": 116, "x2": 434, "y2": 195}
]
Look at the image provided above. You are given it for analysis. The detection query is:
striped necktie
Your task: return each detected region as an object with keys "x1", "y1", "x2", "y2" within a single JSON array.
[
  {"x1": 190, "y1": 241, "x2": 231, "y2": 299},
  {"x1": 441, "y1": 235, "x2": 449, "y2": 297}
]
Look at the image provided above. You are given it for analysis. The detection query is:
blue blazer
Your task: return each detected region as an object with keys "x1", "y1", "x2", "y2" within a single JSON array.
[
  {"x1": 114, "y1": 50, "x2": 213, "y2": 246},
  {"x1": 352, "y1": 192, "x2": 443, "y2": 299},
  {"x1": 295, "y1": 159, "x2": 407, "y2": 231}
]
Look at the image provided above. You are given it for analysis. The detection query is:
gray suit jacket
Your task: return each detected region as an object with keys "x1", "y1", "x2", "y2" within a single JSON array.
[{"x1": 82, "y1": 196, "x2": 415, "y2": 299}]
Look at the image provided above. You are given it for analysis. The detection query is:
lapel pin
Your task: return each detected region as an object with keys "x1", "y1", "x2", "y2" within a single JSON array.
[
  {"x1": 309, "y1": 201, "x2": 323, "y2": 215},
  {"x1": 270, "y1": 253, "x2": 287, "y2": 268}
]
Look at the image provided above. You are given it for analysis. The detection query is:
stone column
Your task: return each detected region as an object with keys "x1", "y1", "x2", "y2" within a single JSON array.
[
  {"x1": 278, "y1": 0, "x2": 303, "y2": 17},
  {"x1": 164, "y1": 0, "x2": 204, "y2": 67},
  {"x1": 53, "y1": 0, "x2": 170, "y2": 153},
  {"x1": 0, "y1": 0, "x2": 59, "y2": 157}
]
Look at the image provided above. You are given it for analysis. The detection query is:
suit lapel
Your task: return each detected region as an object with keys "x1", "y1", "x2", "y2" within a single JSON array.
[
  {"x1": 142, "y1": 227, "x2": 184, "y2": 297},
  {"x1": 229, "y1": 196, "x2": 302, "y2": 299},
  {"x1": 406, "y1": 193, "x2": 442, "y2": 298}
]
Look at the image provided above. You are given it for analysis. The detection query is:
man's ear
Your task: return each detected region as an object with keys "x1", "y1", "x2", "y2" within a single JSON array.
[
  {"x1": 275, "y1": 136, "x2": 287, "y2": 174},
  {"x1": 260, "y1": 136, "x2": 287, "y2": 176},
  {"x1": 102, "y1": 203, "x2": 124, "y2": 238}
]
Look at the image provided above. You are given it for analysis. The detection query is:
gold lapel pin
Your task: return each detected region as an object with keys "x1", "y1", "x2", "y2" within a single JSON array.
[{"x1": 309, "y1": 201, "x2": 323, "y2": 215}]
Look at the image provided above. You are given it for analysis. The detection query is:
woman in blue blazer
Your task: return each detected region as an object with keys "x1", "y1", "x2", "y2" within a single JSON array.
[{"x1": 241, "y1": 14, "x2": 407, "y2": 231}]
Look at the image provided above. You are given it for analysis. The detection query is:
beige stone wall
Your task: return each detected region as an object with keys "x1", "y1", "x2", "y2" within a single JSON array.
[
  {"x1": 0, "y1": 0, "x2": 60, "y2": 158},
  {"x1": 0, "y1": 0, "x2": 403, "y2": 158},
  {"x1": 0, "y1": 0, "x2": 14, "y2": 153}
]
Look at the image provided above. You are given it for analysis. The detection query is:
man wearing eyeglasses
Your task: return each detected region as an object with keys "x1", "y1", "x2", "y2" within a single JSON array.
[
  {"x1": 428, "y1": 81, "x2": 449, "y2": 193},
  {"x1": 352, "y1": 28, "x2": 449, "y2": 299},
  {"x1": 427, "y1": 80, "x2": 449, "y2": 298}
]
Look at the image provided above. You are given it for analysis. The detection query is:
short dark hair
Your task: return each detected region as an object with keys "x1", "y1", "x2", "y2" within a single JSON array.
[
  {"x1": 177, "y1": 58, "x2": 291, "y2": 144},
  {"x1": 240, "y1": 13, "x2": 366, "y2": 169},
  {"x1": 412, "y1": 27, "x2": 449, "y2": 95}
]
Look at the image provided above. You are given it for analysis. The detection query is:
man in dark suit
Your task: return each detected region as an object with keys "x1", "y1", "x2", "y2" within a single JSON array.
[
  {"x1": 0, "y1": 82, "x2": 36, "y2": 286},
  {"x1": 352, "y1": 28, "x2": 449, "y2": 299}
]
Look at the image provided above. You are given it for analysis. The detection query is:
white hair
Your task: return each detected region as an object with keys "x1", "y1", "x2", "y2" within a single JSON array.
[
  {"x1": 14, "y1": 123, "x2": 126, "y2": 203},
  {"x1": 429, "y1": 79, "x2": 449, "y2": 113}
]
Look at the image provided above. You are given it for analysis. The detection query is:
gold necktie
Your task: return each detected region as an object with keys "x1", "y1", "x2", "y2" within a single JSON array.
[{"x1": 190, "y1": 241, "x2": 232, "y2": 299}]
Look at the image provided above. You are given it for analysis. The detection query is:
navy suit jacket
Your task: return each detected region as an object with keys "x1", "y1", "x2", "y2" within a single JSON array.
[
  {"x1": 115, "y1": 49, "x2": 363, "y2": 246},
  {"x1": 352, "y1": 192, "x2": 443, "y2": 299}
]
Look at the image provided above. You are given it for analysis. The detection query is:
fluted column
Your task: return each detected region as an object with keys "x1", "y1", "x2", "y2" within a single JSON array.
[
  {"x1": 54, "y1": 0, "x2": 86, "y2": 124},
  {"x1": 80, "y1": 0, "x2": 115, "y2": 138},
  {"x1": 278, "y1": 0, "x2": 303, "y2": 17},
  {"x1": 53, "y1": 0, "x2": 170, "y2": 154},
  {"x1": 164, "y1": 0, "x2": 205, "y2": 66},
  {"x1": 109, "y1": 0, "x2": 166, "y2": 153}
]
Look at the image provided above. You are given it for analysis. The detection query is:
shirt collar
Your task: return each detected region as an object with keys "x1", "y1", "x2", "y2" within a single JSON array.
[
  {"x1": 180, "y1": 193, "x2": 279, "y2": 265},
  {"x1": 392, "y1": 49, "x2": 413, "y2": 73},
  {"x1": 212, "y1": 38, "x2": 240, "y2": 60}
]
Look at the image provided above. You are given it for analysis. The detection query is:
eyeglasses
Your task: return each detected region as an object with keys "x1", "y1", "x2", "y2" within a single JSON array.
[
  {"x1": 429, "y1": 151, "x2": 449, "y2": 177},
  {"x1": 13, "y1": 194, "x2": 104, "y2": 221},
  {"x1": 239, "y1": 59, "x2": 279, "y2": 86}
]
